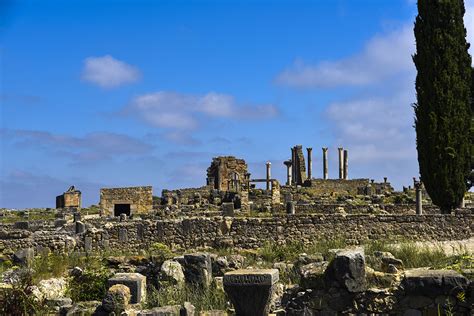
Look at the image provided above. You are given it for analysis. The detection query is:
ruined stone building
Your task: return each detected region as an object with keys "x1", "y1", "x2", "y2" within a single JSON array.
[
  {"x1": 56, "y1": 186, "x2": 81, "y2": 209},
  {"x1": 206, "y1": 156, "x2": 248, "y2": 192},
  {"x1": 100, "y1": 186, "x2": 153, "y2": 217},
  {"x1": 291, "y1": 145, "x2": 307, "y2": 185}
]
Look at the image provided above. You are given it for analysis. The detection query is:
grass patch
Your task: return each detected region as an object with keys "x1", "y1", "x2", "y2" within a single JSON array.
[
  {"x1": 146, "y1": 281, "x2": 227, "y2": 311},
  {"x1": 364, "y1": 240, "x2": 472, "y2": 269}
]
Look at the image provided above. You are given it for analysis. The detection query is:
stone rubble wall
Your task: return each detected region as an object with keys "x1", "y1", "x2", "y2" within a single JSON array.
[
  {"x1": 100, "y1": 186, "x2": 153, "y2": 216},
  {"x1": 1, "y1": 214, "x2": 470, "y2": 253}
]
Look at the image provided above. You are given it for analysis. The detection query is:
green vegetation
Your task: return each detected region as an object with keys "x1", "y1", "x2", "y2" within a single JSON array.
[
  {"x1": 68, "y1": 268, "x2": 112, "y2": 302},
  {"x1": 365, "y1": 240, "x2": 472, "y2": 270},
  {"x1": 0, "y1": 269, "x2": 41, "y2": 316},
  {"x1": 413, "y1": 0, "x2": 472, "y2": 213},
  {"x1": 148, "y1": 242, "x2": 175, "y2": 262},
  {"x1": 146, "y1": 281, "x2": 227, "y2": 312},
  {"x1": 0, "y1": 208, "x2": 57, "y2": 223}
]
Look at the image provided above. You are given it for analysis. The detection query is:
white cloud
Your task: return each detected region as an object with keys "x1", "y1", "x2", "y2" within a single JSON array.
[
  {"x1": 276, "y1": 25, "x2": 414, "y2": 88},
  {"x1": 1, "y1": 128, "x2": 154, "y2": 164},
  {"x1": 125, "y1": 91, "x2": 278, "y2": 130},
  {"x1": 82, "y1": 55, "x2": 141, "y2": 88}
]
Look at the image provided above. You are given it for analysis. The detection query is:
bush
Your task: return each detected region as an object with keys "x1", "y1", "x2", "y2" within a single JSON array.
[
  {"x1": 0, "y1": 269, "x2": 42, "y2": 315},
  {"x1": 149, "y1": 243, "x2": 174, "y2": 262},
  {"x1": 68, "y1": 268, "x2": 112, "y2": 302},
  {"x1": 32, "y1": 252, "x2": 70, "y2": 282}
]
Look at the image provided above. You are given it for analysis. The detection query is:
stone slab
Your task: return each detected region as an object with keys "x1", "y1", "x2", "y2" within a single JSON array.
[
  {"x1": 107, "y1": 273, "x2": 147, "y2": 304},
  {"x1": 224, "y1": 269, "x2": 279, "y2": 286}
]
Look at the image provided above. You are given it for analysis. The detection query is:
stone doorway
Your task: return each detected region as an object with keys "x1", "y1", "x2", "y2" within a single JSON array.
[{"x1": 114, "y1": 203, "x2": 131, "y2": 217}]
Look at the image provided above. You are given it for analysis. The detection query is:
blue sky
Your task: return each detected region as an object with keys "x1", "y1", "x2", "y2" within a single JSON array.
[{"x1": 1, "y1": 0, "x2": 473, "y2": 208}]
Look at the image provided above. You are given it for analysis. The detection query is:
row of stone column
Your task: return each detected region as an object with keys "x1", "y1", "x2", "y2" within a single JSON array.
[
  {"x1": 337, "y1": 147, "x2": 348, "y2": 180},
  {"x1": 283, "y1": 147, "x2": 349, "y2": 185}
]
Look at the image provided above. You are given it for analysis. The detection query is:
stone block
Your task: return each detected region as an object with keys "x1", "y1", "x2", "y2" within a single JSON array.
[
  {"x1": 183, "y1": 253, "x2": 212, "y2": 287},
  {"x1": 223, "y1": 269, "x2": 279, "y2": 316},
  {"x1": 107, "y1": 273, "x2": 147, "y2": 304},
  {"x1": 160, "y1": 260, "x2": 185, "y2": 284},
  {"x1": 222, "y1": 202, "x2": 234, "y2": 217},
  {"x1": 14, "y1": 221, "x2": 29, "y2": 230},
  {"x1": 73, "y1": 212, "x2": 81, "y2": 222},
  {"x1": 401, "y1": 269, "x2": 469, "y2": 297},
  {"x1": 119, "y1": 228, "x2": 128, "y2": 243},
  {"x1": 13, "y1": 248, "x2": 34, "y2": 266},
  {"x1": 137, "y1": 305, "x2": 181, "y2": 316},
  {"x1": 75, "y1": 221, "x2": 86, "y2": 234},
  {"x1": 286, "y1": 201, "x2": 296, "y2": 215},
  {"x1": 84, "y1": 237, "x2": 92, "y2": 252},
  {"x1": 324, "y1": 248, "x2": 366, "y2": 292},
  {"x1": 54, "y1": 219, "x2": 67, "y2": 228}
]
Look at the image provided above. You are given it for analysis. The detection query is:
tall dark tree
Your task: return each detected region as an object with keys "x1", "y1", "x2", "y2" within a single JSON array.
[
  {"x1": 470, "y1": 67, "x2": 474, "y2": 189},
  {"x1": 413, "y1": 0, "x2": 472, "y2": 213}
]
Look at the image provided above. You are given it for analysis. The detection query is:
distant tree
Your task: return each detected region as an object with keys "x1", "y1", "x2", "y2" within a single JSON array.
[
  {"x1": 413, "y1": 0, "x2": 472, "y2": 213},
  {"x1": 470, "y1": 67, "x2": 474, "y2": 189}
]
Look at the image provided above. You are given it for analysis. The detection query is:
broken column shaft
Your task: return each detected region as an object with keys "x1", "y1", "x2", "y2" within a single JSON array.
[
  {"x1": 322, "y1": 147, "x2": 328, "y2": 180},
  {"x1": 338, "y1": 147, "x2": 344, "y2": 180},
  {"x1": 266, "y1": 161, "x2": 271, "y2": 191},
  {"x1": 415, "y1": 180, "x2": 423, "y2": 215},
  {"x1": 343, "y1": 149, "x2": 348, "y2": 180},
  {"x1": 291, "y1": 147, "x2": 296, "y2": 185},
  {"x1": 284, "y1": 160, "x2": 292, "y2": 186},
  {"x1": 306, "y1": 147, "x2": 312, "y2": 180}
]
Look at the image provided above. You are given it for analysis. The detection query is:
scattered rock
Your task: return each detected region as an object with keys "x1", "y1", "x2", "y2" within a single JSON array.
[
  {"x1": 182, "y1": 253, "x2": 212, "y2": 287},
  {"x1": 324, "y1": 248, "x2": 366, "y2": 293},
  {"x1": 107, "y1": 272, "x2": 147, "y2": 304},
  {"x1": 102, "y1": 284, "x2": 131, "y2": 313},
  {"x1": 160, "y1": 260, "x2": 185, "y2": 284},
  {"x1": 12, "y1": 248, "x2": 34, "y2": 266}
]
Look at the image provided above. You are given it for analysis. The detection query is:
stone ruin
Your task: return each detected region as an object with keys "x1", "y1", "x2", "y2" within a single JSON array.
[
  {"x1": 0, "y1": 146, "x2": 473, "y2": 315},
  {"x1": 99, "y1": 186, "x2": 153, "y2": 217},
  {"x1": 207, "y1": 156, "x2": 248, "y2": 192},
  {"x1": 55, "y1": 186, "x2": 81, "y2": 210}
]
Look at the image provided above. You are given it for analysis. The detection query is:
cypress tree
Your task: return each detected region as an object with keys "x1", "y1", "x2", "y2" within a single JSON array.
[{"x1": 413, "y1": 0, "x2": 472, "y2": 213}]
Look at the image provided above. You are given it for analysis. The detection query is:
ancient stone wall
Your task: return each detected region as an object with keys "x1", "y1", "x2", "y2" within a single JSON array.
[
  {"x1": 161, "y1": 186, "x2": 211, "y2": 206},
  {"x1": 4, "y1": 214, "x2": 470, "y2": 253},
  {"x1": 56, "y1": 186, "x2": 81, "y2": 209},
  {"x1": 100, "y1": 186, "x2": 153, "y2": 216},
  {"x1": 207, "y1": 156, "x2": 248, "y2": 191},
  {"x1": 296, "y1": 179, "x2": 370, "y2": 195}
]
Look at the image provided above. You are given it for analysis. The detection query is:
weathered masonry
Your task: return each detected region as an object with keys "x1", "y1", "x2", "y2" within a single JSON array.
[
  {"x1": 100, "y1": 186, "x2": 153, "y2": 216},
  {"x1": 207, "y1": 156, "x2": 248, "y2": 192},
  {"x1": 56, "y1": 186, "x2": 81, "y2": 209}
]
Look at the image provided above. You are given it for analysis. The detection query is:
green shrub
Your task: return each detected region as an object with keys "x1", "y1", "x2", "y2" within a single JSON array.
[
  {"x1": 32, "y1": 253, "x2": 70, "y2": 282},
  {"x1": 149, "y1": 243, "x2": 174, "y2": 262},
  {"x1": 68, "y1": 268, "x2": 112, "y2": 302},
  {"x1": 0, "y1": 269, "x2": 42, "y2": 315}
]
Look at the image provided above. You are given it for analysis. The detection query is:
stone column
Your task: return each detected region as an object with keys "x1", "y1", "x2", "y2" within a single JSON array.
[
  {"x1": 266, "y1": 161, "x2": 271, "y2": 191},
  {"x1": 306, "y1": 147, "x2": 313, "y2": 180},
  {"x1": 284, "y1": 160, "x2": 292, "y2": 186},
  {"x1": 322, "y1": 147, "x2": 328, "y2": 180},
  {"x1": 338, "y1": 147, "x2": 344, "y2": 179},
  {"x1": 343, "y1": 149, "x2": 348, "y2": 180},
  {"x1": 291, "y1": 147, "x2": 296, "y2": 185},
  {"x1": 286, "y1": 201, "x2": 296, "y2": 215},
  {"x1": 415, "y1": 180, "x2": 423, "y2": 215},
  {"x1": 224, "y1": 269, "x2": 279, "y2": 316}
]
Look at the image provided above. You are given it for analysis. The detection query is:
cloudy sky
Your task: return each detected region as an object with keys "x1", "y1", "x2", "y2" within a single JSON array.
[{"x1": 1, "y1": 0, "x2": 473, "y2": 208}]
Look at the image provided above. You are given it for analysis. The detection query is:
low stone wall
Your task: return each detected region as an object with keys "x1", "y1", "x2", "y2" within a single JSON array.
[{"x1": 1, "y1": 214, "x2": 472, "y2": 253}]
